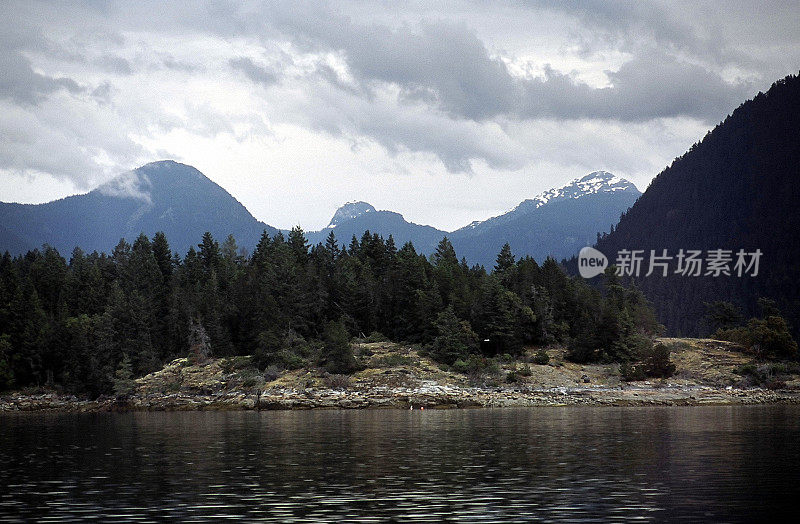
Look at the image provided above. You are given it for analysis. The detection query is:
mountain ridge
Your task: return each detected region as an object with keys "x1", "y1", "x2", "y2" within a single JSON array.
[
  {"x1": 302, "y1": 170, "x2": 640, "y2": 267},
  {"x1": 0, "y1": 160, "x2": 278, "y2": 256},
  {"x1": 2, "y1": 161, "x2": 639, "y2": 268}
]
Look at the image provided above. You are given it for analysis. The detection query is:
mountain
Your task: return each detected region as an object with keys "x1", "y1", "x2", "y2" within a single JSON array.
[
  {"x1": 305, "y1": 202, "x2": 447, "y2": 253},
  {"x1": 328, "y1": 201, "x2": 377, "y2": 227},
  {"x1": 593, "y1": 73, "x2": 800, "y2": 336},
  {"x1": 447, "y1": 171, "x2": 641, "y2": 267},
  {"x1": 304, "y1": 171, "x2": 640, "y2": 266},
  {"x1": 0, "y1": 160, "x2": 278, "y2": 256}
]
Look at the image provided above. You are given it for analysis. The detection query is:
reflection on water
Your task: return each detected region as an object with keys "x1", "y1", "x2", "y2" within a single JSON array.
[{"x1": 1, "y1": 406, "x2": 799, "y2": 521}]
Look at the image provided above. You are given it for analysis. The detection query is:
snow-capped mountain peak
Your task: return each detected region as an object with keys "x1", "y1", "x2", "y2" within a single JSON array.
[
  {"x1": 328, "y1": 201, "x2": 376, "y2": 228},
  {"x1": 527, "y1": 171, "x2": 638, "y2": 209},
  {"x1": 457, "y1": 171, "x2": 640, "y2": 232}
]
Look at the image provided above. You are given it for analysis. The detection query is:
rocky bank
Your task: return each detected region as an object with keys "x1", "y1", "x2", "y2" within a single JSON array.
[{"x1": 2, "y1": 339, "x2": 800, "y2": 413}]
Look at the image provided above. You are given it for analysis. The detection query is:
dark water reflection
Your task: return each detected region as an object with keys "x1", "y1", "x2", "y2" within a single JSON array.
[{"x1": 1, "y1": 406, "x2": 798, "y2": 521}]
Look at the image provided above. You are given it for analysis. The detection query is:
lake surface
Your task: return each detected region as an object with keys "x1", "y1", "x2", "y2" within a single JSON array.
[{"x1": 1, "y1": 406, "x2": 799, "y2": 522}]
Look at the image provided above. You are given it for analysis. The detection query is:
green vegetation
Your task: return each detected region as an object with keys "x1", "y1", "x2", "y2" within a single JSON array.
[
  {"x1": 713, "y1": 299, "x2": 798, "y2": 359},
  {"x1": 734, "y1": 362, "x2": 799, "y2": 389},
  {"x1": 567, "y1": 267, "x2": 663, "y2": 364},
  {"x1": 112, "y1": 354, "x2": 135, "y2": 398},
  {"x1": 620, "y1": 343, "x2": 677, "y2": 381},
  {"x1": 1, "y1": 229, "x2": 772, "y2": 396},
  {"x1": 427, "y1": 307, "x2": 480, "y2": 365},
  {"x1": 321, "y1": 320, "x2": 356, "y2": 374},
  {"x1": 532, "y1": 349, "x2": 550, "y2": 365}
]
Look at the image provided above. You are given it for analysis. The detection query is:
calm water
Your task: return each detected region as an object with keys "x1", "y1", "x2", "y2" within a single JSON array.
[{"x1": 1, "y1": 406, "x2": 798, "y2": 522}]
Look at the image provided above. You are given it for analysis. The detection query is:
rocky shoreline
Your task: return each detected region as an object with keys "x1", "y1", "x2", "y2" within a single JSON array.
[
  {"x1": 3, "y1": 383, "x2": 800, "y2": 413},
  {"x1": 5, "y1": 339, "x2": 798, "y2": 414}
]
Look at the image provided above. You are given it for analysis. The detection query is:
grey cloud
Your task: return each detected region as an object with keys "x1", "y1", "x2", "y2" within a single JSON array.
[
  {"x1": 161, "y1": 56, "x2": 200, "y2": 72},
  {"x1": 523, "y1": 0, "x2": 744, "y2": 66},
  {"x1": 261, "y1": 10, "x2": 754, "y2": 123},
  {"x1": 229, "y1": 57, "x2": 280, "y2": 86},
  {"x1": 0, "y1": 100, "x2": 144, "y2": 187},
  {"x1": 328, "y1": 21, "x2": 517, "y2": 121},
  {"x1": 278, "y1": 76, "x2": 525, "y2": 173},
  {"x1": 0, "y1": 52, "x2": 84, "y2": 105},
  {"x1": 518, "y1": 53, "x2": 753, "y2": 121},
  {"x1": 94, "y1": 54, "x2": 132, "y2": 75},
  {"x1": 91, "y1": 82, "x2": 114, "y2": 104},
  {"x1": 0, "y1": 0, "x2": 796, "y2": 191}
]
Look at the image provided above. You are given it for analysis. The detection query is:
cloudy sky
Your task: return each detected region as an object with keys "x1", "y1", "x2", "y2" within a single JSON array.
[{"x1": 1, "y1": 1, "x2": 798, "y2": 231}]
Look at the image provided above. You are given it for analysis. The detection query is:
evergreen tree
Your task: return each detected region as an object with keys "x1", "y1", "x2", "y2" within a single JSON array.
[
  {"x1": 428, "y1": 306, "x2": 479, "y2": 365},
  {"x1": 321, "y1": 320, "x2": 355, "y2": 374},
  {"x1": 494, "y1": 243, "x2": 515, "y2": 274}
]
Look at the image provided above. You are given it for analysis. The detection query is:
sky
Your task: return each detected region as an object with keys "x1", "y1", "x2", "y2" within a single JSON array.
[{"x1": 1, "y1": 1, "x2": 798, "y2": 231}]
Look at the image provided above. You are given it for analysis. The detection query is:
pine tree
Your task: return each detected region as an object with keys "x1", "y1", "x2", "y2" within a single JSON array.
[
  {"x1": 494, "y1": 243, "x2": 515, "y2": 274},
  {"x1": 152, "y1": 232, "x2": 174, "y2": 281},
  {"x1": 113, "y1": 354, "x2": 135, "y2": 398},
  {"x1": 321, "y1": 320, "x2": 355, "y2": 374},
  {"x1": 288, "y1": 226, "x2": 309, "y2": 264},
  {"x1": 0, "y1": 334, "x2": 15, "y2": 391},
  {"x1": 428, "y1": 306, "x2": 479, "y2": 365},
  {"x1": 198, "y1": 232, "x2": 220, "y2": 275}
]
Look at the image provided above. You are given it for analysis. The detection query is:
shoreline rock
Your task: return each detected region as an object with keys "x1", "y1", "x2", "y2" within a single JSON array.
[{"x1": 2, "y1": 385, "x2": 799, "y2": 413}]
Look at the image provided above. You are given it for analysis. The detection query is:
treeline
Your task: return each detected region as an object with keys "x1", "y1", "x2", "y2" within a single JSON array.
[{"x1": 0, "y1": 229, "x2": 662, "y2": 395}]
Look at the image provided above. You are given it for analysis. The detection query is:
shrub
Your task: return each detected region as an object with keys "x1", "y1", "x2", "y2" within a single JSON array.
[
  {"x1": 254, "y1": 329, "x2": 310, "y2": 371},
  {"x1": 734, "y1": 364, "x2": 758, "y2": 377},
  {"x1": 747, "y1": 316, "x2": 798, "y2": 358},
  {"x1": 641, "y1": 343, "x2": 677, "y2": 378},
  {"x1": 452, "y1": 359, "x2": 470, "y2": 374},
  {"x1": 736, "y1": 362, "x2": 793, "y2": 388},
  {"x1": 263, "y1": 365, "x2": 282, "y2": 382},
  {"x1": 620, "y1": 361, "x2": 646, "y2": 381},
  {"x1": 532, "y1": 349, "x2": 550, "y2": 365},
  {"x1": 323, "y1": 373, "x2": 351, "y2": 389},
  {"x1": 452, "y1": 354, "x2": 497, "y2": 376},
  {"x1": 364, "y1": 331, "x2": 389, "y2": 343},
  {"x1": 220, "y1": 356, "x2": 252, "y2": 374},
  {"x1": 715, "y1": 301, "x2": 798, "y2": 359},
  {"x1": 374, "y1": 354, "x2": 413, "y2": 367},
  {"x1": 765, "y1": 378, "x2": 787, "y2": 390},
  {"x1": 620, "y1": 343, "x2": 676, "y2": 381}
]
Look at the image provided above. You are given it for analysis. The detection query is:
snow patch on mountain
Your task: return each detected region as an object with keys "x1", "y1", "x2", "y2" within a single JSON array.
[
  {"x1": 463, "y1": 171, "x2": 639, "y2": 231},
  {"x1": 526, "y1": 171, "x2": 637, "y2": 209},
  {"x1": 328, "y1": 201, "x2": 376, "y2": 228}
]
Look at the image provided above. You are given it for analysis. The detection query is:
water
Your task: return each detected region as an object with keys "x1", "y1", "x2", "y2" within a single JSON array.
[{"x1": 1, "y1": 406, "x2": 798, "y2": 522}]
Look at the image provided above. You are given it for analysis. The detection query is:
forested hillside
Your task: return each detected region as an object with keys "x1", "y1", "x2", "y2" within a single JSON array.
[
  {"x1": 594, "y1": 73, "x2": 800, "y2": 337},
  {"x1": 0, "y1": 229, "x2": 661, "y2": 395}
]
